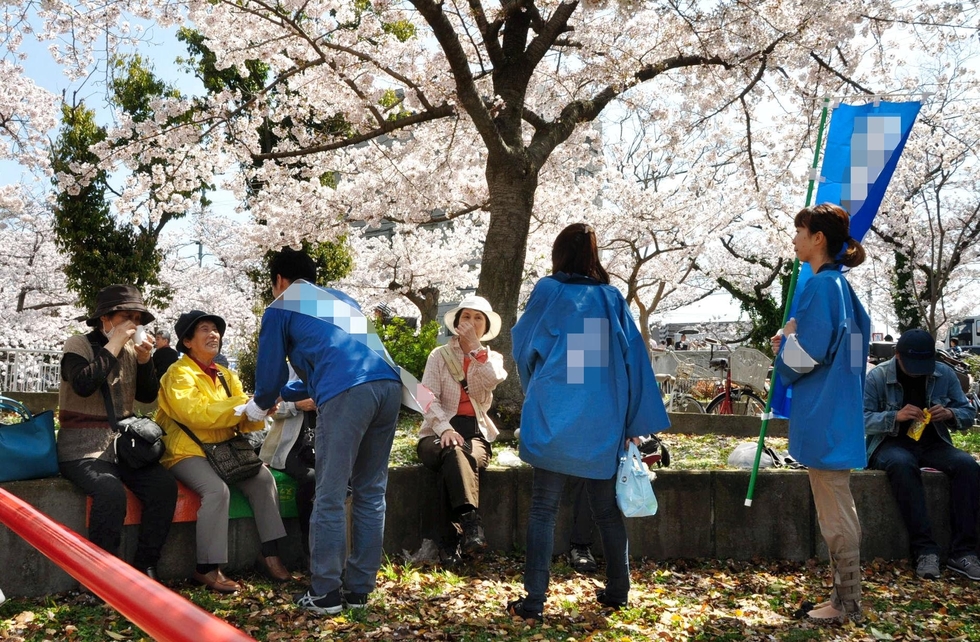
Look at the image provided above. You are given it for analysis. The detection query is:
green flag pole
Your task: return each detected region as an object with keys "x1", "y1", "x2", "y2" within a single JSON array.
[{"x1": 744, "y1": 97, "x2": 832, "y2": 507}]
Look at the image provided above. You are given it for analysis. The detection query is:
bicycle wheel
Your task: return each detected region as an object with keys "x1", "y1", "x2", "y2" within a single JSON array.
[
  {"x1": 706, "y1": 390, "x2": 766, "y2": 416},
  {"x1": 671, "y1": 394, "x2": 705, "y2": 413}
]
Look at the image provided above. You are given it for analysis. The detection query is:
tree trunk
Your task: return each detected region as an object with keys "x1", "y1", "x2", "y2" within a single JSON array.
[
  {"x1": 477, "y1": 155, "x2": 538, "y2": 430},
  {"x1": 393, "y1": 283, "x2": 441, "y2": 326}
]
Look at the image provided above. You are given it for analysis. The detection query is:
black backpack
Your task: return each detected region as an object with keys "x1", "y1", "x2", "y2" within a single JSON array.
[{"x1": 637, "y1": 434, "x2": 670, "y2": 468}]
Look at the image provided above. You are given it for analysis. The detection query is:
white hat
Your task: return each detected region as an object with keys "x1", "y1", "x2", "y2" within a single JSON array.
[{"x1": 443, "y1": 295, "x2": 502, "y2": 341}]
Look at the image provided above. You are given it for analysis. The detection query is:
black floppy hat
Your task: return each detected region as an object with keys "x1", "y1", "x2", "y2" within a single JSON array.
[{"x1": 173, "y1": 310, "x2": 227, "y2": 354}]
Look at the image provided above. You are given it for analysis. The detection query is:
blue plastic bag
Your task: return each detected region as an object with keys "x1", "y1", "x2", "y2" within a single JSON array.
[
  {"x1": 616, "y1": 442, "x2": 658, "y2": 518},
  {"x1": 0, "y1": 396, "x2": 59, "y2": 483}
]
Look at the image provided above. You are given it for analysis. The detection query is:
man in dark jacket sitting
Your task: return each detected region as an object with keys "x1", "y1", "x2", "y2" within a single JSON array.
[{"x1": 864, "y1": 329, "x2": 979, "y2": 582}]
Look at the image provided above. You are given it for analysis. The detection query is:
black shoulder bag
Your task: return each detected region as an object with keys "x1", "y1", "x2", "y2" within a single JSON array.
[
  {"x1": 91, "y1": 339, "x2": 165, "y2": 469},
  {"x1": 171, "y1": 371, "x2": 262, "y2": 484}
]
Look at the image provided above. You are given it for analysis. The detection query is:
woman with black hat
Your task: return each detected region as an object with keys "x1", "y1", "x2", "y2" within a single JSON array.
[
  {"x1": 57, "y1": 284, "x2": 178, "y2": 581},
  {"x1": 155, "y1": 310, "x2": 290, "y2": 593}
]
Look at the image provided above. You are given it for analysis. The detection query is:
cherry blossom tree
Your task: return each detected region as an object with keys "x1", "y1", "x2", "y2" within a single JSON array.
[
  {"x1": 5, "y1": 0, "x2": 979, "y2": 413},
  {"x1": 0, "y1": 190, "x2": 83, "y2": 350},
  {"x1": 863, "y1": 59, "x2": 980, "y2": 336},
  {"x1": 341, "y1": 218, "x2": 487, "y2": 325}
]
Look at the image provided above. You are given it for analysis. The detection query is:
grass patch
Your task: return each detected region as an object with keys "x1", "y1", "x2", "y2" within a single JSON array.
[
  {"x1": 391, "y1": 422, "x2": 979, "y2": 471},
  {"x1": 952, "y1": 426, "x2": 980, "y2": 453}
]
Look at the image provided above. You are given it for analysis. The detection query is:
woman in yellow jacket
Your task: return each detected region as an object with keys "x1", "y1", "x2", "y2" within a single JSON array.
[{"x1": 156, "y1": 310, "x2": 290, "y2": 593}]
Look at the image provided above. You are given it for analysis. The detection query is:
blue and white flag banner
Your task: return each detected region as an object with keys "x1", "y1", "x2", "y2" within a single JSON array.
[
  {"x1": 770, "y1": 99, "x2": 922, "y2": 419},
  {"x1": 270, "y1": 280, "x2": 434, "y2": 413},
  {"x1": 816, "y1": 100, "x2": 922, "y2": 242}
]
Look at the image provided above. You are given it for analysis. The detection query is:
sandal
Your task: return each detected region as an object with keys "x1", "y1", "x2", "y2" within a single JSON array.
[{"x1": 802, "y1": 601, "x2": 862, "y2": 625}]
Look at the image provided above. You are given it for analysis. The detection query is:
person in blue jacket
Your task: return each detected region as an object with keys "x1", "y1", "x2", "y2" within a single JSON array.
[
  {"x1": 771, "y1": 203, "x2": 870, "y2": 624},
  {"x1": 242, "y1": 247, "x2": 402, "y2": 615},
  {"x1": 507, "y1": 223, "x2": 670, "y2": 622}
]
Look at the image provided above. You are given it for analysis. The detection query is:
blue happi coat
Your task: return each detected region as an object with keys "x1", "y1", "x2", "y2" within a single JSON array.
[
  {"x1": 512, "y1": 273, "x2": 670, "y2": 479},
  {"x1": 252, "y1": 280, "x2": 399, "y2": 410},
  {"x1": 775, "y1": 266, "x2": 870, "y2": 470}
]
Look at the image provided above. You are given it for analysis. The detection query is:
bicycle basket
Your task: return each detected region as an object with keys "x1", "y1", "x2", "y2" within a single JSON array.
[
  {"x1": 674, "y1": 359, "x2": 715, "y2": 395},
  {"x1": 730, "y1": 347, "x2": 771, "y2": 393}
]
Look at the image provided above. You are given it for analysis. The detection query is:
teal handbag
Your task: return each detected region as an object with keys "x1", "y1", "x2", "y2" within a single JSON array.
[
  {"x1": 616, "y1": 442, "x2": 659, "y2": 518},
  {"x1": 0, "y1": 396, "x2": 59, "y2": 483}
]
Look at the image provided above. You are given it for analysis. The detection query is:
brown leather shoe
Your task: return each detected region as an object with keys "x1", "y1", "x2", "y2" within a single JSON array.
[
  {"x1": 192, "y1": 569, "x2": 242, "y2": 593},
  {"x1": 256, "y1": 555, "x2": 291, "y2": 582}
]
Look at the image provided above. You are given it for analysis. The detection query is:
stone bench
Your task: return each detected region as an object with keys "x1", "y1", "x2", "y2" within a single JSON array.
[
  {"x1": 0, "y1": 472, "x2": 307, "y2": 598},
  {"x1": 2, "y1": 466, "x2": 969, "y2": 599}
]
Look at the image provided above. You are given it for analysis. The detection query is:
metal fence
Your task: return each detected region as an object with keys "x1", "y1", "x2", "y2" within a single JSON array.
[{"x1": 0, "y1": 349, "x2": 62, "y2": 393}]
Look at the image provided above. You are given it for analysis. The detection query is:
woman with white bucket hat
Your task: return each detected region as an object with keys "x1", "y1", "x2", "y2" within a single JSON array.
[{"x1": 416, "y1": 295, "x2": 507, "y2": 565}]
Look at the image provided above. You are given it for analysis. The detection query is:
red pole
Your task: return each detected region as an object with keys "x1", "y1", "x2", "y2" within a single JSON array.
[{"x1": 0, "y1": 488, "x2": 255, "y2": 642}]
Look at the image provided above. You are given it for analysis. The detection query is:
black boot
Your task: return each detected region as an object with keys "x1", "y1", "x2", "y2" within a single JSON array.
[{"x1": 460, "y1": 511, "x2": 487, "y2": 553}]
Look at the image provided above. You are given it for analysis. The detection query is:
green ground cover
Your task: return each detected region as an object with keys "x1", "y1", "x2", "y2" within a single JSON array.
[{"x1": 390, "y1": 416, "x2": 980, "y2": 470}]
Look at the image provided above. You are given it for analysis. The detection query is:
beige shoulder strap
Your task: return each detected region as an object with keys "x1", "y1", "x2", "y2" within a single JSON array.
[{"x1": 438, "y1": 344, "x2": 465, "y2": 382}]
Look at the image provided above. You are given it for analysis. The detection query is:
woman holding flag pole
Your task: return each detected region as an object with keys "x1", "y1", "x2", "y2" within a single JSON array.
[{"x1": 771, "y1": 203, "x2": 870, "y2": 624}]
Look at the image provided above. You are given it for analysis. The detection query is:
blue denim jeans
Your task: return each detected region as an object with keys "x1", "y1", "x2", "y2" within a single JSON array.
[
  {"x1": 310, "y1": 379, "x2": 401, "y2": 595},
  {"x1": 870, "y1": 436, "x2": 980, "y2": 557},
  {"x1": 523, "y1": 467, "x2": 629, "y2": 612}
]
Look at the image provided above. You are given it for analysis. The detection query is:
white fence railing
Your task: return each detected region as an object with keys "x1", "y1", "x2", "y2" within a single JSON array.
[{"x1": 0, "y1": 350, "x2": 62, "y2": 393}]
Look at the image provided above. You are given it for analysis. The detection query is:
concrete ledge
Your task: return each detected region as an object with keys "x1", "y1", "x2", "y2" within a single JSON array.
[
  {"x1": 0, "y1": 478, "x2": 304, "y2": 599},
  {"x1": 666, "y1": 412, "x2": 788, "y2": 438},
  {"x1": 5, "y1": 468, "x2": 975, "y2": 599}
]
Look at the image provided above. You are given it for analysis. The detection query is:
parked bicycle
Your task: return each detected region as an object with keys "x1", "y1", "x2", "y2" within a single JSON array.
[
  {"x1": 705, "y1": 345, "x2": 768, "y2": 416},
  {"x1": 657, "y1": 371, "x2": 706, "y2": 413},
  {"x1": 652, "y1": 348, "x2": 708, "y2": 413}
]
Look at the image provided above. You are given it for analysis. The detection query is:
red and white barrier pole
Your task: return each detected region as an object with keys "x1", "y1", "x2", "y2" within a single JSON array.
[{"x1": 0, "y1": 488, "x2": 255, "y2": 642}]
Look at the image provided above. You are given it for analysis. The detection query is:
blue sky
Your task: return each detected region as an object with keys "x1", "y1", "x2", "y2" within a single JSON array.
[
  {"x1": 1, "y1": 20, "x2": 200, "y2": 183},
  {"x1": 1, "y1": 19, "x2": 243, "y2": 266}
]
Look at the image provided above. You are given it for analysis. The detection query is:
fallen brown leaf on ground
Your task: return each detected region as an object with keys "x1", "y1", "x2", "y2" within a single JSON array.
[{"x1": 3, "y1": 552, "x2": 980, "y2": 641}]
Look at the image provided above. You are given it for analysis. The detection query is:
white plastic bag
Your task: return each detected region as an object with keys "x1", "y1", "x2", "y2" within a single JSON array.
[
  {"x1": 403, "y1": 538, "x2": 440, "y2": 564},
  {"x1": 616, "y1": 442, "x2": 658, "y2": 518},
  {"x1": 727, "y1": 442, "x2": 774, "y2": 469}
]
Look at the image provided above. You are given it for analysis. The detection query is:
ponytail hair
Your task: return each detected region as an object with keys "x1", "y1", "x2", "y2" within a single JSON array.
[
  {"x1": 793, "y1": 203, "x2": 866, "y2": 268},
  {"x1": 838, "y1": 237, "x2": 866, "y2": 268}
]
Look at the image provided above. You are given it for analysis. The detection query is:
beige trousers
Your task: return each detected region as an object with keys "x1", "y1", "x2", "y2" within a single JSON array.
[
  {"x1": 171, "y1": 456, "x2": 287, "y2": 564},
  {"x1": 808, "y1": 468, "x2": 862, "y2": 613}
]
